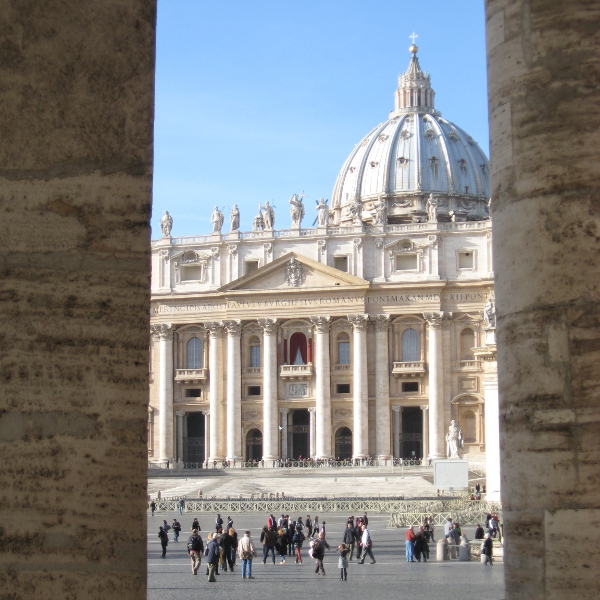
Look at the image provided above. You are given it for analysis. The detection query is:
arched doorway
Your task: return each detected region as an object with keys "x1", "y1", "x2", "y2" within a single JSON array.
[
  {"x1": 288, "y1": 409, "x2": 310, "y2": 459},
  {"x1": 334, "y1": 426, "x2": 353, "y2": 460},
  {"x1": 183, "y1": 412, "x2": 205, "y2": 464},
  {"x1": 245, "y1": 429, "x2": 263, "y2": 461}
]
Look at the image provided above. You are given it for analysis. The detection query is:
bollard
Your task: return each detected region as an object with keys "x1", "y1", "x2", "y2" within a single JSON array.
[
  {"x1": 459, "y1": 535, "x2": 470, "y2": 561},
  {"x1": 436, "y1": 537, "x2": 448, "y2": 561}
]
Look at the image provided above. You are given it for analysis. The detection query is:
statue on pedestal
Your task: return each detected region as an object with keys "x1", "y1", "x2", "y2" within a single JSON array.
[
  {"x1": 259, "y1": 201, "x2": 275, "y2": 229},
  {"x1": 289, "y1": 194, "x2": 305, "y2": 228},
  {"x1": 315, "y1": 197, "x2": 329, "y2": 226},
  {"x1": 446, "y1": 420, "x2": 463, "y2": 459},
  {"x1": 373, "y1": 195, "x2": 387, "y2": 225},
  {"x1": 230, "y1": 204, "x2": 240, "y2": 232},
  {"x1": 160, "y1": 210, "x2": 173, "y2": 237},
  {"x1": 426, "y1": 194, "x2": 438, "y2": 222},
  {"x1": 211, "y1": 206, "x2": 224, "y2": 233},
  {"x1": 484, "y1": 298, "x2": 496, "y2": 328}
]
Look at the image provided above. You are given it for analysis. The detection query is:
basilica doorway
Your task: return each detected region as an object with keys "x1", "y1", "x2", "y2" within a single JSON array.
[
  {"x1": 334, "y1": 426, "x2": 353, "y2": 460},
  {"x1": 288, "y1": 409, "x2": 310, "y2": 459},
  {"x1": 245, "y1": 429, "x2": 263, "y2": 461},
  {"x1": 399, "y1": 407, "x2": 423, "y2": 459},
  {"x1": 183, "y1": 412, "x2": 205, "y2": 464}
]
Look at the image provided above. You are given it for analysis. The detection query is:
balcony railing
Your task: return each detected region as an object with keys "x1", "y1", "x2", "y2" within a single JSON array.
[
  {"x1": 392, "y1": 361, "x2": 427, "y2": 377},
  {"x1": 280, "y1": 363, "x2": 313, "y2": 379},
  {"x1": 175, "y1": 368, "x2": 208, "y2": 383},
  {"x1": 333, "y1": 364, "x2": 351, "y2": 371},
  {"x1": 454, "y1": 360, "x2": 482, "y2": 371},
  {"x1": 243, "y1": 367, "x2": 262, "y2": 375}
]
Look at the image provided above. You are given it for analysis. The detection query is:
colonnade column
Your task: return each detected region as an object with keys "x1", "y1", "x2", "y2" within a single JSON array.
[
  {"x1": 420, "y1": 405, "x2": 429, "y2": 463},
  {"x1": 279, "y1": 408, "x2": 289, "y2": 460},
  {"x1": 310, "y1": 316, "x2": 331, "y2": 459},
  {"x1": 308, "y1": 407, "x2": 316, "y2": 458},
  {"x1": 372, "y1": 314, "x2": 391, "y2": 459},
  {"x1": 258, "y1": 318, "x2": 278, "y2": 461},
  {"x1": 202, "y1": 410, "x2": 210, "y2": 464},
  {"x1": 423, "y1": 312, "x2": 449, "y2": 459},
  {"x1": 175, "y1": 411, "x2": 185, "y2": 463},
  {"x1": 392, "y1": 406, "x2": 402, "y2": 458},
  {"x1": 348, "y1": 314, "x2": 369, "y2": 459},
  {"x1": 151, "y1": 323, "x2": 174, "y2": 464},
  {"x1": 223, "y1": 320, "x2": 242, "y2": 461},
  {"x1": 205, "y1": 322, "x2": 225, "y2": 462}
]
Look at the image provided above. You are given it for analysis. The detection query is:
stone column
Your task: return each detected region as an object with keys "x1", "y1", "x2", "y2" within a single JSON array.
[
  {"x1": 175, "y1": 411, "x2": 185, "y2": 463},
  {"x1": 205, "y1": 322, "x2": 225, "y2": 462},
  {"x1": 258, "y1": 318, "x2": 278, "y2": 461},
  {"x1": 420, "y1": 405, "x2": 429, "y2": 462},
  {"x1": 279, "y1": 408, "x2": 289, "y2": 460},
  {"x1": 392, "y1": 406, "x2": 402, "y2": 458},
  {"x1": 151, "y1": 324, "x2": 174, "y2": 464},
  {"x1": 486, "y1": 5, "x2": 600, "y2": 598},
  {"x1": 483, "y1": 375, "x2": 500, "y2": 501},
  {"x1": 310, "y1": 316, "x2": 332, "y2": 459},
  {"x1": 308, "y1": 407, "x2": 316, "y2": 458},
  {"x1": 348, "y1": 314, "x2": 369, "y2": 459},
  {"x1": 223, "y1": 320, "x2": 242, "y2": 461},
  {"x1": 202, "y1": 410, "x2": 210, "y2": 465},
  {"x1": 423, "y1": 312, "x2": 449, "y2": 459},
  {"x1": 372, "y1": 314, "x2": 391, "y2": 459}
]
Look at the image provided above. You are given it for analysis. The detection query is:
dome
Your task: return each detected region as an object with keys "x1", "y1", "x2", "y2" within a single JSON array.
[{"x1": 330, "y1": 46, "x2": 490, "y2": 225}]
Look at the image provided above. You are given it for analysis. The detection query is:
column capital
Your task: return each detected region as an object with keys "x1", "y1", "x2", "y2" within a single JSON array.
[
  {"x1": 391, "y1": 405, "x2": 404, "y2": 413},
  {"x1": 202, "y1": 409, "x2": 210, "y2": 416},
  {"x1": 310, "y1": 315, "x2": 331, "y2": 333},
  {"x1": 308, "y1": 407, "x2": 316, "y2": 414},
  {"x1": 175, "y1": 411, "x2": 186, "y2": 417},
  {"x1": 257, "y1": 317, "x2": 278, "y2": 335},
  {"x1": 371, "y1": 313, "x2": 390, "y2": 331},
  {"x1": 347, "y1": 313, "x2": 370, "y2": 331},
  {"x1": 223, "y1": 319, "x2": 242, "y2": 336},
  {"x1": 151, "y1": 323, "x2": 174, "y2": 340},
  {"x1": 279, "y1": 408, "x2": 289, "y2": 415},
  {"x1": 204, "y1": 321, "x2": 225, "y2": 338},
  {"x1": 420, "y1": 404, "x2": 429, "y2": 412},
  {"x1": 422, "y1": 311, "x2": 452, "y2": 328}
]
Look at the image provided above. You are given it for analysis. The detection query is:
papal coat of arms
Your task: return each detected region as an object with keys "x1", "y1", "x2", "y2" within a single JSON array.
[{"x1": 284, "y1": 257, "x2": 305, "y2": 287}]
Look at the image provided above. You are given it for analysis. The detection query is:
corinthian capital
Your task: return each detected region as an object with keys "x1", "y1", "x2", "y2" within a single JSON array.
[
  {"x1": 204, "y1": 321, "x2": 225, "y2": 339},
  {"x1": 310, "y1": 315, "x2": 331, "y2": 333},
  {"x1": 151, "y1": 323, "x2": 174, "y2": 340},
  {"x1": 371, "y1": 314, "x2": 390, "y2": 331},
  {"x1": 257, "y1": 318, "x2": 277, "y2": 336},
  {"x1": 348, "y1": 314, "x2": 369, "y2": 332},
  {"x1": 223, "y1": 319, "x2": 242, "y2": 336},
  {"x1": 422, "y1": 311, "x2": 452, "y2": 328}
]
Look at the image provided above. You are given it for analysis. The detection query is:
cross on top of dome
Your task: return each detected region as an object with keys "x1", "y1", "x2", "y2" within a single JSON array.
[{"x1": 394, "y1": 39, "x2": 436, "y2": 115}]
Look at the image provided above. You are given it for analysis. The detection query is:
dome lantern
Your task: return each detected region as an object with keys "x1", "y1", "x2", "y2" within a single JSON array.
[{"x1": 393, "y1": 45, "x2": 436, "y2": 115}]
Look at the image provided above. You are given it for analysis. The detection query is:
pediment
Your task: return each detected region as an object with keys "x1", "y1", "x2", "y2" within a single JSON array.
[{"x1": 219, "y1": 252, "x2": 369, "y2": 292}]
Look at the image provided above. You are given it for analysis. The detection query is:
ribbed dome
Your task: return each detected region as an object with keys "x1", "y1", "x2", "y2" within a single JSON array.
[{"x1": 330, "y1": 46, "x2": 490, "y2": 225}]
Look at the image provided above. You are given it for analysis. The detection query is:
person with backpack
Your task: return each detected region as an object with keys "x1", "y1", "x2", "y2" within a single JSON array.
[
  {"x1": 187, "y1": 529, "x2": 204, "y2": 575},
  {"x1": 158, "y1": 526, "x2": 168, "y2": 558},
  {"x1": 292, "y1": 524, "x2": 305, "y2": 564}
]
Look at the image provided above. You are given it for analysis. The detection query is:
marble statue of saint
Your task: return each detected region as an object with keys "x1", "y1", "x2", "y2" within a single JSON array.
[
  {"x1": 211, "y1": 206, "x2": 224, "y2": 233},
  {"x1": 446, "y1": 420, "x2": 463, "y2": 459},
  {"x1": 315, "y1": 197, "x2": 329, "y2": 226},
  {"x1": 260, "y1": 201, "x2": 275, "y2": 229},
  {"x1": 160, "y1": 210, "x2": 173, "y2": 237},
  {"x1": 347, "y1": 198, "x2": 362, "y2": 223},
  {"x1": 230, "y1": 204, "x2": 240, "y2": 232},
  {"x1": 289, "y1": 194, "x2": 305, "y2": 227},
  {"x1": 426, "y1": 194, "x2": 438, "y2": 222},
  {"x1": 484, "y1": 298, "x2": 496, "y2": 328},
  {"x1": 253, "y1": 207, "x2": 264, "y2": 231},
  {"x1": 373, "y1": 195, "x2": 387, "y2": 225}
]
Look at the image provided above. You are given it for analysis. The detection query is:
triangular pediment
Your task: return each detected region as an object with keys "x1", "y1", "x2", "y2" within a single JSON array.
[{"x1": 219, "y1": 252, "x2": 369, "y2": 292}]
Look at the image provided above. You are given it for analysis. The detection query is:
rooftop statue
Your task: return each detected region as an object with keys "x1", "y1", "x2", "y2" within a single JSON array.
[
  {"x1": 289, "y1": 193, "x2": 305, "y2": 228},
  {"x1": 259, "y1": 201, "x2": 275, "y2": 229},
  {"x1": 426, "y1": 194, "x2": 438, "y2": 222},
  {"x1": 315, "y1": 197, "x2": 329, "y2": 226},
  {"x1": 160, "y1": 210, "x2": 173, "y2": 237},
  {"x1": 373, "y1": 195, "x2": 387, "y2": 225},
  {"x1": 484, "y1": 298, "x2": 496, "y2": 328},
  {"x1": 211, "y1": 206, "x2": 224, "y2": 233},
  {"x1": 230, "y1": 204, "x2": 240, "y2": 232},
  {"x1": 253, "y1": 206, "x2": 264, "y2": 231}
]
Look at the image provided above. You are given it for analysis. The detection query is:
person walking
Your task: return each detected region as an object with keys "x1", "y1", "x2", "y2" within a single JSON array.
[
  {"x1": 414, "y1": 526, "x2": 428, "y2": 562},
  {"x1": 292, "y1": 524, "x2": 305, "y2": 564},
  {"x1": 215, "y1": 513, "x2": 223, "y2": 532},
  {"x1": 178, "y1": 497, "x2": 185, "y2": 514},
  {"x1": 150, "y1": 501, "x2": 156, "y2": 517},
  {"x1": 187, "y1": 529, "x2": 204, "y2": 575},
  {"x1": 353, "y1": 518, "x2": 363, "y2": 559},
  {"x1": 405, "y1": 526, "x2": 416, "y2": 562},
  {"x1": 172, "y1": 519, "x2": 181, "y2": 542},
  {"x1": 312, "y1": 535, "x2": 326, "y2": 575},
  {"x1": 357, "y1": 524, "x2": 376, "y2": 564},
  {"x1": 205, "y1": 532, "x2": 220, "y2": 582},
  {"x1": 320, "y1": 521, "x2": 331, "y2": 549},
  {"x1": 158, "y1": 526, "x2": 168, "y2": 558},
  {"x1": 482, "y1": 533, "x2": 494, "y2": 566},
  {"x1": 277, "y1": 527, "x2": 288, "y2": 564},
  {"x1": 225, "y1": 527, "x2": 238, "y2": 571},
  {"x1": 343, "y1": 522, "x2": 356, "y2": 559},
  {"x1": 260, "y1": 525, "x2": 277, "y2": 564},
  {"x1": 191, "y1": 517, "x2": 201, "y2": 532},
  {"x1": 238, "y1": 530, "x2": 257, "y2": 579},
  {"x1": 306, "y1": 515, "x2": 313, "y2": 538},
  {"x1": 337, "y1": 543, "x2": 349, "y2": 581}
]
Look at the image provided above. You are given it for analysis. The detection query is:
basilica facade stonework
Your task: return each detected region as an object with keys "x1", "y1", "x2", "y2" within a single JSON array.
[{"x1": 149, "y1": 47, "x2": 499, "y2": 489}]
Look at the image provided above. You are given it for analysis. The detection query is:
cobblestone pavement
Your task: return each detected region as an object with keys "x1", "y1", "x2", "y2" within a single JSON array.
[{"x1": 148, "y1": 509, "x2": 505, "y2": 600}]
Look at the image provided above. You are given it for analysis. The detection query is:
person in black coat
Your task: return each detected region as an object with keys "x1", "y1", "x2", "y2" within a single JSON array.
[
  {"x1": 158, "y1": 526, "x2": 168, "y2": 558},
  {"x1": 205, "y1": 533, "x2": 220, "y2": 581},
  {"x1": 482, "y1": 533, "x2": 494, "y2": 566},
  {"x1": 475, "y1": 524, "x2": 485, "y2": 539}
]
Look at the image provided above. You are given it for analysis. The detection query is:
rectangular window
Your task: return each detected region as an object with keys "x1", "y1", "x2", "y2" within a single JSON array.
[
  {"x1": 181, "y1": 265, "x2": 203, "y2": 281},
  {"x1": 338, "y1": 341, "x2": 350, "y2": 365},
  {"x1": 458, "y1": 251, "x2": 474, "y2": 269},
  {"x1": 245, "y1": 260, "x2": 259, "y2": 275},
  {"x1": 249, "y1": 345, "x2": 261, "y2": 368},
  {"x1": 185, "y1": 389, "x2": 201, "y2": 398},
  {"x1": 401, "y1": 382, "x2": 419, "y2": 393},
  {"x1": 333, "y1": 256, "x2": 348, "y2": 272},
  {"x1": 336, "y1": 383, "x2": 351, "y2": 394},
  {"x1": 248, "y1": 386, "x2": 261, "y2": 396},
  {"x1": 395, "y1": 254, "x2": 418, "y2": 271}
]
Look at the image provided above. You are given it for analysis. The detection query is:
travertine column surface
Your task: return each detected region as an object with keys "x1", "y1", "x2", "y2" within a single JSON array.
[
  {"x1": 310, "y1": 316, "x2": 331, "y2": 459},
  {"x1": 392, "y1": 406, "x2": 402, "y2": 458},
  {"x1": 279, "y1": 408, "x2": 289, "y2": 460},
  {"x1": 0, "y1": 2, "x2": 156, "y2": 598},
  {"x1": 202, "y1": 410, "x2": 210, "y2": 463},
  {"x1": 349, "y1": 314, "x2": 369, "y2": 459},
  {"x1": 153, "y1": 324, "x2": 174, "y2": 463},
  {"x1": 206, "y1": 322, "x2": 225, "y2": 462},
  {"x1": 259, "y1": 318, "x2": 278, "y2": 461},
  {"x1": 486, "y1": 2, "x2": 600, "y2": 599},
  {"x1": 373, "y1": 314, "x2": 392, "y2": 459},
  {"x1": 224, "y1": 320, "x2": 242, "y2": 461}
]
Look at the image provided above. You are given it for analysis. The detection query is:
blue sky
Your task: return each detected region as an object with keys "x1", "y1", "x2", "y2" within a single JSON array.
[{"x1": 153, "y1": 0, "x2": 488, "y2": 238}]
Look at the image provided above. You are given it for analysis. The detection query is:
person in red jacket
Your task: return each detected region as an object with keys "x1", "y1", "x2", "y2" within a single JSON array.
[{"x1": 405, "y1": 526, "x2": 416, "y2": 562}]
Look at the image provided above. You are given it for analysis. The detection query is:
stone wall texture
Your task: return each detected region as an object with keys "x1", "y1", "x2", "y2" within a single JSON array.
[
  {"x1": 0, "y1": 2, "x2": 156, "y2": 598},
  {"x1": 486, "y1": 1, "x2": 600, "y2": 599}
]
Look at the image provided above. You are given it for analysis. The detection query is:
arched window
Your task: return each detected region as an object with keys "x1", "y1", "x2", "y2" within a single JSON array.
[
  {"x1": 249, "y1": 336, "x2": 261, "y2": 368},
  {"x1": 401, "y1": 328, "x2": 419, "y2": 362},
  {"x1": 186, "y1": 337, "x2": 203, "y2": 369},
  {"x1": 337, "y1": 332, "x2": 350, "y2": 365},
  {"x1": 460, "y1": 328, "x2": 475, "y2": 360},
  {"x1": 289, "y1": 332, "x2": 307, "y2": 365},
  {"x1": 463, "y1": 411, "x2": 476, "y2": 443}
]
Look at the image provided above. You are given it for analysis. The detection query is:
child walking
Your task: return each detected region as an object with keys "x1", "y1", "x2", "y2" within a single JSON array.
[{"x1": 338, "y1": 543, "x2": 349, "y2": 580}]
